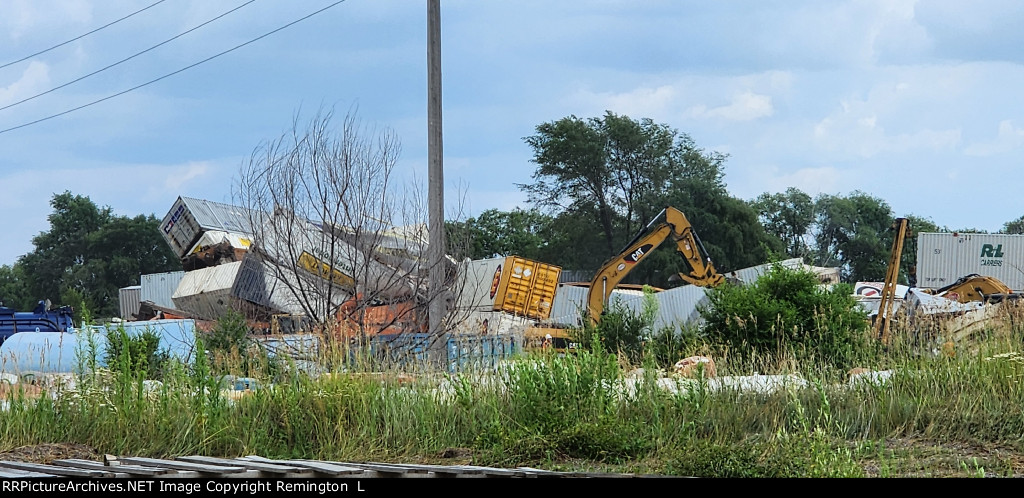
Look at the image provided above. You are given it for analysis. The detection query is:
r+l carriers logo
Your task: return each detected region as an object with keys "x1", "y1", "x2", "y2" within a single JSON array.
[{"x1": 980, "y1": 243, "x2": 1004, "y2": 267}]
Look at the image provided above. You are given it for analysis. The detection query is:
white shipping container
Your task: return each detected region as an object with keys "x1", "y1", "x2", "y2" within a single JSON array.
[
  {"x1": 171, "y1": 262, "x2": 243, "y2": 320},
  {"x1": 231, "y1": 253, "x2": 350, "y2": 318},
  {"x1": 257, "y1": 212, "x2": 419, "y2": 302},
  {"x1": 916, "y1": 232, "x2": 1024, "y2": 291},
  {"x1": 118, "y1": 286, "x2": 142, "y2": 320},
  {"x1": 141, "y1": 271, "x2": 185, "y2": 309},
  {"x1": 160, "y1": 197, "x2": 255, "y2": 259},
  {"x1": 453, "y1": 257, "x2": 506, "y2": 311}
]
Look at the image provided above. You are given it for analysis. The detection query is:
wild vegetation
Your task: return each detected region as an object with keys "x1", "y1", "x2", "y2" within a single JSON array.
[{"x1": 3, "y1": 266, "x2": 1024, "y2": 477}]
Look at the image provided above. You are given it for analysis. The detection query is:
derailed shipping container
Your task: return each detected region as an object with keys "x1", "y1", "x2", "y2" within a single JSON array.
[
  {"x1": 916, "y1": 232, "x2": 1024, "y2": 291},
  {"x1": 454, "y1": 255, "x2": 561, "y2": 320},
  {"x1": 160, "y1": 197, "x2": 254, "y2": 259},
  {"x1": 231, "y1": 252, "x2": 350, "y2": 319},
  {"x1": 171, "y1": 262, "x2": 242, "y2": 320},
  {"x1": 256, "y1": 212, "x2": 421, "y2": 302}
]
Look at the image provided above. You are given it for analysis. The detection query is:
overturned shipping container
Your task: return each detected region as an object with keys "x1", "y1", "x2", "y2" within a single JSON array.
[
  {"x1": 454, "y1": 255, "x2": 561, "y2": 320},
  {"x1": 231, "y1": 252, "x2": 350, "y2": 319},
  {"x1": 160, "y1": 197, "x2": 254, "y2": 259},
  {"x1": 171, "y1": 261, "x2": 242, "y2": 320},
  {"x1": 255, "y1": 212, "x2": 421, "y2": 302}
]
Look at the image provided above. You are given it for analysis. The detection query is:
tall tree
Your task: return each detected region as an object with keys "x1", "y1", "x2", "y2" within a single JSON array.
[
  {"x1": 812, "y1": 191, "x2": 893, "y2": 282},
  {"x1": 452, "y1": 208, "x2": 553, "y2": 261},
  {"x1": 17, "y1": 192, "x2": 181, "y2": 318},
  {"x1": 1001, "y1": 215, "x2": 1024, "y2": 234},
  {"x1": 520, "y1": 111, "x2": 781, "y2": 286},
  {"x1": 753, "y1": 187, "x2": 814, "y2": 259}
]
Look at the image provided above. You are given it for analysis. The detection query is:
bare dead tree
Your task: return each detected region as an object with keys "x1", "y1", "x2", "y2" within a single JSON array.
[{"x1": 233, "y1": 107, "x2": 468, "y2": 366}]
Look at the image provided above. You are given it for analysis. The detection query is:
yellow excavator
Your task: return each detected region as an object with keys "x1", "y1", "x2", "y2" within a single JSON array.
[
  {"x1": 920, "y1": 274, "x2": 1019, "y2": 304},
  {"x1": 523, "y1": 206, "x2": 724, "y2": 354},
  {"x1": 586, "y1": 206, "x2": 724, "y2": 327}
]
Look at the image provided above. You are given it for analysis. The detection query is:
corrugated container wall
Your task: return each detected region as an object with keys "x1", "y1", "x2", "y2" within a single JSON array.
[
  {"x1": 118, "y1": 286, "x2": 142, "y2": 320},
  {"x1": 916, "y1": 232, "x2": 1024, "y2": 291},
  {"x1": 141, "y1": 271, "x2": 185, "y2": 309},
  {"x1": 453, "y1": 256, "x2": 561, "y2": 320},
  {"x1": 231, "y1": 253, "x2": 350, "y2": 318},
  {"x1": 171, "y1": 261, "x2": 242, "y2": 320},
  {"x1": 160, "y1": 197, "x2": 254, "y2": 259}
]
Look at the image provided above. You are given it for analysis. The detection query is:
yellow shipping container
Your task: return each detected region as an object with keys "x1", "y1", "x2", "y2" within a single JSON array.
[{"x1": 491, "y1": 256, "x2": 561, "y2": 320}]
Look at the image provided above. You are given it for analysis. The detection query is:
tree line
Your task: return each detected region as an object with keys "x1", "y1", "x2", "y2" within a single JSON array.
[
  {"x1": 0, "y1": 192, "x2": 180, "y2": 318},
  {"x1": 450, "y1": 111, "x2": 1024, "y2": 288},
  {"x1": 5, "y1": 110, "x2": 1024, "y2": 318}
]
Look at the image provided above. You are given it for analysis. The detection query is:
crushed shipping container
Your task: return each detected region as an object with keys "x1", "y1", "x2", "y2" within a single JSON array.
[
  {"x1": 255, "y1": 211, "x2": 420, "y2": 302},
  {"x1": 171, "y1": 261, "x2": 243, "y2": 320},
  {"x1": 160, "y1": 197, "x2": 255, "y2": 259}
]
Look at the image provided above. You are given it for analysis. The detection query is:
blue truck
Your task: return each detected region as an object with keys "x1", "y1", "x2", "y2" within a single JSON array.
[{"x1": 0, "y1": 300, "x2": 75, "y2": 347}]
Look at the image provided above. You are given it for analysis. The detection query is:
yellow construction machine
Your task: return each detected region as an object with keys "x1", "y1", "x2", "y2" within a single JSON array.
[
  {"x1": 586, "y1": 206, "x2": 723, "y2": 327},
  {"x1": 524, "y1": 207, "x2": 724, "y2": 354}
]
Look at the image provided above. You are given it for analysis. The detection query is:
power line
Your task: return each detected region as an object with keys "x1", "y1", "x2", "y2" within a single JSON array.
[
  {"x1": 0, "y1": 0, "x2": 171, "y2": 71},
  {"x1": 0, "y1": 0, "x2": 256, "y2": 113},
  {"x1": 0, "y1": 0, "x2": 347, "y2": 135}
]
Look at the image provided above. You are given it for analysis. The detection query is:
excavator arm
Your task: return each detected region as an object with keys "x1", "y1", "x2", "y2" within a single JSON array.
[{"x1": 586, "y1": 207, "x2": 723, "y2": 327}]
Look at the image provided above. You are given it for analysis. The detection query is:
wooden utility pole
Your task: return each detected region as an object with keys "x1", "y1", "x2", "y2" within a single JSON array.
[
  {"x1": 875, "y1": 217, "x2": 908, "y2": 344},
  {"x1": 427, "y1": 0, "x2": 447, "y2": 356}
]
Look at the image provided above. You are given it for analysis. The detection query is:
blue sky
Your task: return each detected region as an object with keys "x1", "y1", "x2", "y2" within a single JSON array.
[{"x1": 2, "y1": 0, "x2": 1024, "y2": 266}]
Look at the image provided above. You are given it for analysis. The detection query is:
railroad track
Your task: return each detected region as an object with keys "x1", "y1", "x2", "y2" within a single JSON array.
[{"x1": 0, "y1": 455, "x2": 654, "y2": 479}]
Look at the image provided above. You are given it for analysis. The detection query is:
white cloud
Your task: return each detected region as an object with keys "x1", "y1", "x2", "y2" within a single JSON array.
[
  {"x1": 812, "y1": 83, "x2": 962, "y2": 157},
  {"x1": 164, "y1": 161, "x2": 210, "y2": 190},
  {"x1": 689, "y1": 91, "x2": 774, "y2": 122},
  {"x1": 964, "y1": 120, "x2": 1024, "y2": 156},
  {"x1": 0, "y1": 62, "x2": 50, "y2": 106}
]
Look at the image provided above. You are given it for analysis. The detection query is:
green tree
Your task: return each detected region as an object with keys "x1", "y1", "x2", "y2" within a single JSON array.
[
  {"x1": 521, "y1": 111, "x2": 782, "y2": 286},
  {"x1": 1001, "y1": 215, "x2": 1024, "y2": 234},
  {"x1": 17, "y1": 192, "x2": 181, "y2": 318},
  {"x1": 521, "y1": 111, "x2": 684, "y2": 256},
  {"x1": 811, "y1": 191, "x2": 893, "y2": 282},
  {"x1": 0, "y1": 264, "x2": 32, "y2": 310},
  {"x1": 752, "y1": 187, "x2": 814, "y2": 259},
  {"x1": 455, "y1": 208, "x2": 553, "y2": 260}
]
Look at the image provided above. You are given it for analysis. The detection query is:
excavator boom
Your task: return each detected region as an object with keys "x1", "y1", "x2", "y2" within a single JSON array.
[{"x1": 586, "y1": 207, "x2": 723, "y2": 326}]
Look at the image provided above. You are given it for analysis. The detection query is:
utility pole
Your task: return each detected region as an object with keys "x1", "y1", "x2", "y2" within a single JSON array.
[{"x1": 427, "y1": 0, "x2": 447, "y2": 361}]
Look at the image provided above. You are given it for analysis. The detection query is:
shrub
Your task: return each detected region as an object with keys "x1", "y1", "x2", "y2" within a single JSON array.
[
  {"x1": 574, "y1": 286, "x2": 659, "y2": 364},
  {"x1": 103, "y1": 325, "x2": 171, "y2": 381},
  {"x1": 699, "y1": 264, "x2": 871, "y2": 369}
]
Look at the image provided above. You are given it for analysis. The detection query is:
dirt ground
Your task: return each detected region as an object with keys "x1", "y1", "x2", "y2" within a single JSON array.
[{"x1": 0, "y1": 442, "x2": 100, "y2": 464}]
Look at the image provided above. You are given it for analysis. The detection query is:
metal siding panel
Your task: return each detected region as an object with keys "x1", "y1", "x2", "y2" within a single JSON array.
[
  {"x1": 118, "y1": 286, "x2": 142, "y2": 320},
  {"x1": 917, "y1": 232, "x2": 1024, "y2": 291},
  {"x1": 140, "y1": 271, "x2": 185, "y2": 309}
]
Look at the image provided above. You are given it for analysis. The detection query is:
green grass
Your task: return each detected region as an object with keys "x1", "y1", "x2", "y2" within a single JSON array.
[{"x1": 3, "y1": 304, "x2": 1024, "y2": 477}]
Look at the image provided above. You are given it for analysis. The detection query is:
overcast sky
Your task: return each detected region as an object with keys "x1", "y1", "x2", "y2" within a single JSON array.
[{"x1": 2, "y1": 0, "x2": 1024, "y2": 267}]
